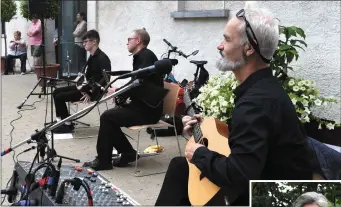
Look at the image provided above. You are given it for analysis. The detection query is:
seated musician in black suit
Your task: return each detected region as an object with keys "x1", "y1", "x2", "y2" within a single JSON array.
[
  {"x1": 83, "y1": 28, "x2": 166, "y2": 171},
  {"x1": 155, "y1": 2, "x2": 313, "y2": 206},
  {"x1": 52, "y1": 29, "x2": 111, "y2": 134}
]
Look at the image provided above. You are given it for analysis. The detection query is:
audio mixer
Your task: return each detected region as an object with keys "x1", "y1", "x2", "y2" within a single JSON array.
[{"x1": 13, "y1": 161, "x2": 140, "y2": 206}]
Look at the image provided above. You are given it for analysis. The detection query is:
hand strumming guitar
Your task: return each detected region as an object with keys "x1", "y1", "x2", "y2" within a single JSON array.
[{"x1": 182, "y1": 114, "x2": 205, "y2": 161}]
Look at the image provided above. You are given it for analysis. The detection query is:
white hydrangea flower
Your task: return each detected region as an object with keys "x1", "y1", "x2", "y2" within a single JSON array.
[
  {"x1": 211, "y1": 89, "x2": 219, "y2": 97},
  {"x1": 288, "y1": 79, "x2": 295, "y2": 86},
  {"x1": 300, "y1": 87, "x2": 306, "y2": 91},
  {"x1": 229, "y1": 96, "x2": 234, "y2": 104},
  {"x1": 298, "y1": 81, "x2": 304, "y2": 86},
  {"x1": 293, "y1": 86, "x2": 300, "y2": 92},
  {"x1": 304, "y1": 107, "x2": 311, "y2": 114},
  {"x1": 302, "y1": 100, "x2": 309, "y2": 107},
  {"x1": 291, "y1": 98, "x2": 297, "y2": 105},
  {"x1": 326, "y1": 123, "x2": 335, "y2": 130},
  {"x1": 314, "y1": 99, "x2": 322, "y2": 106},
  {"x1": 303, "y1": 115, "x2": 310, "y2": 123},
  {"x1": 318, "y1": 123, "x2": 322, "y2": 129}
]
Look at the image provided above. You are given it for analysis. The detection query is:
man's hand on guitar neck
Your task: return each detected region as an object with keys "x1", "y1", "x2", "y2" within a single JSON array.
[
  {"x1": 182, "y1": 114, "x2": 202, "y2": 136},
  {"x1": 183, "y1": 114, "x2": 205, "y2": 162}
]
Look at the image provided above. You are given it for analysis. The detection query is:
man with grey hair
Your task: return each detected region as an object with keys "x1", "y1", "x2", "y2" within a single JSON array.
[
  {"x1": 155, "y1": 2, "x2": 313, "y2": 206},
  {"x1": 293, "y1": 192, "x2": 329, "y2": 207}
]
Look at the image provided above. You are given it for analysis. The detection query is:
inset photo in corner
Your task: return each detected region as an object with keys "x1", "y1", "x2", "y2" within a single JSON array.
[{"x1": 251, "y1": 181, "x2": 341, "y2": 207}]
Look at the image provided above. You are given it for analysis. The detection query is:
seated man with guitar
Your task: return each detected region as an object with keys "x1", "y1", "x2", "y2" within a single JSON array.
[
  {"x1": 82, "y1": 28, "x2": 167, "y2": 170},
  {"x1": 155, "y1": 2, "x2": 313, "y2": 206},
  {"x1": 52, "y1": 29, "x2": 111, "y2": 133}
]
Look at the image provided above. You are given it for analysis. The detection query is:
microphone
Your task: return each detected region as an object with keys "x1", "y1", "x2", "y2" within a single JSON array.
[{"x1": 117, "y1": 59, "x2": 172, "y2": 80}]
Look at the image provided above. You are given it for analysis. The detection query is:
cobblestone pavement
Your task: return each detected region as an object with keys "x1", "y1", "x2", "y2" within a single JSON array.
[{"x1": 1, "y1": 73, "x2": 186, "y2": 205}]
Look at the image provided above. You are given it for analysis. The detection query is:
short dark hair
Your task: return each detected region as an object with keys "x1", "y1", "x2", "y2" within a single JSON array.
[
  {"x1": 133, "y1": 27, "x2": 150, "y2": 47},
  {"x1": 82, "y1": 29, "x2": 100, "y2": 43},
  {"x1": 78, "y1": 12, "x2": 86, "y2": 20}
]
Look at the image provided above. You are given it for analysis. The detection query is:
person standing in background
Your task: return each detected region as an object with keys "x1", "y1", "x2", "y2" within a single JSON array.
[
  {"x1": 73, "y1": 12, "x2": 87, "y2": 72},
  {"x1": 27, "y1": 16, "x2": 42, "y2": 67}
]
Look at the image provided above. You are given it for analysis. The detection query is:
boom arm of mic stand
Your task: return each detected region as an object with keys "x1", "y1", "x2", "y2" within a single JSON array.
[{"x1": 1, "y1": 80, "x2": 141, "y2": 157}]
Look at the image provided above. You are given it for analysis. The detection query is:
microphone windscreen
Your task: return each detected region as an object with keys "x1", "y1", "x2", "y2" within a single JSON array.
[{"x1": 154, "y1": 59, "x2": 172, "y2": 74}]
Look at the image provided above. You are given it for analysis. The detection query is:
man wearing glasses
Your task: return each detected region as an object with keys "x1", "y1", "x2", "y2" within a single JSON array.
[
  {"x1": 155, "y1": 2, "x2": 313, "y2": 206},
  {"x1": 52, "y1": 29, "x2": 111, "y2": 133},
  {"x1": 83, "y1": 28, "x2": 165, "y2": 170}
]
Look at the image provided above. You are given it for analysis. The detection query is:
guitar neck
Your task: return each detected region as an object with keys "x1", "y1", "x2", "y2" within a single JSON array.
[{"x1": 183, "y1": 88, "x2": 203, "y2": 143}]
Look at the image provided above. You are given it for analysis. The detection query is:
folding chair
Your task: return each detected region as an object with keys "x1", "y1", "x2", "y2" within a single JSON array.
[{"x1": 128, "y1": 81, "x2": 182, "y2": 177}]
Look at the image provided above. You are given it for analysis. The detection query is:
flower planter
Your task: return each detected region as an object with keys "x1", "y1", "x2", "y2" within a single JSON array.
[
  {"x1": 34, "y1": 64, "x2": 60, "y2": 86},
  {"x1": 304, "y1": 119, "x2": 341, "y2": 147}
]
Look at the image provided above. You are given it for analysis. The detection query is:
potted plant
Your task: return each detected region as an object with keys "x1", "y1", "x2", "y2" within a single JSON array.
[
  {"x1": 19, "y1": 0, "x2": 60, "y2": 80},
  {"x1": 1, "y1": 0, "x2": 17, "y2": 73},
  {"x1": 194, "y1": 25, "x2": 341, "y2": 146}
]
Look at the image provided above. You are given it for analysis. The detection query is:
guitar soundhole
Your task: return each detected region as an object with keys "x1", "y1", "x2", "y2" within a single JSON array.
[{"x1": 201, "y1": 138, "x2": 208, "y2": 147}]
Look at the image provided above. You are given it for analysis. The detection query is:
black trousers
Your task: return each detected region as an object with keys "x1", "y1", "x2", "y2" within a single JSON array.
[
  {"x1": 96, "y1": 104, "x2": 161, "y2": 163},
  {"x1": 5, "y1": 53, "x2": 27, "y2": 73},
  {"x1": 52, "y1": 85, "x2": 83, "y2": 119},
  {"x1": 155, "y1": 157, "x2": 249, "y2": 206}
]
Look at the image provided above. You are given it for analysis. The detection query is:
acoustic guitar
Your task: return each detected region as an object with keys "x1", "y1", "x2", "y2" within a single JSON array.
[{"x1": 183, "y1": 87, "x2": 231, "y2": 206}]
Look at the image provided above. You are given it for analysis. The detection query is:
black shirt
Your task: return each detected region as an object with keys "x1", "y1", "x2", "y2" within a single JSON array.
[
  {"x1": 191, "y1": 67, "x2": 313, "y2": 205},
  {"x1": 129, "y1": 47, "x2": 165, "y2": 113},
  {"x1": 85, "y1": 48, "x2": 111, "y2": 86},
  {"x1": 132, "y1": 47, "x2": 161, "y2": 87}
]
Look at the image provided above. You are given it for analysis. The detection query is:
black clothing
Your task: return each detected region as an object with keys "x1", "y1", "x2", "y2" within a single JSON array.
[
  {"x1": 120, "y1": 47, "x2": 165, "y2": 112},
  {"x1": 96, "y1": 105, "x2": 161, "y2": 164},
  {"x1": 4, "y1": 54, "x2": 27, "y2": 74},
  {"x1": 53, "y1": 48, "x2": 111, "y2": 120},
  {"x1": 156, "y1": 67, "x2": 313, "y2": 206},
  {"x1": 83, "y1": 48, "x2": 111, "y2": 86},
  {"x1": 95, "y1": 47, "x2": 164, "y2": 165},
  {"x1": 53, "y1": 86, "x2": 83, "y2": 119}
]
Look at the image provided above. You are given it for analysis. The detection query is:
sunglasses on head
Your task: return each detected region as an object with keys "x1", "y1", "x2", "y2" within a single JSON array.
[{"x1": 236, "y1": 9, "x2": 271, "y2": 63}]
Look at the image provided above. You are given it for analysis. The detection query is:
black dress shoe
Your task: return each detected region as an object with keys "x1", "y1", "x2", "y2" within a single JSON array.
[
  {"x1": 83, "y1": 157, "x2": 113, "y2": 171},
  {"x1": 83, "y1": 157, "x2": 99, "y2": 167},
  {"x1": 112, "y1": 151, "x2": 140, "y2": 167},
  {"x1": 51, "y1": 124, "x2": 74, "y2": 134}
]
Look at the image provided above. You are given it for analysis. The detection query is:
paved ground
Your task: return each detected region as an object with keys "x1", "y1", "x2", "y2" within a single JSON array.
[{"x1": 1, "y1": 73, "x2": 187, "y2": 205}]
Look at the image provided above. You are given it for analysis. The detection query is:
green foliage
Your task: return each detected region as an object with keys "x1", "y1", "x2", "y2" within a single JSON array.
[
  {"x1": 19, "y1": 0, "x2": 59, "y2": 20},
  {"x1": 271, "y1": 26, "x2": 307, "y2": 82},
  {"x1": 1, "y1": 0, "x2": 17, "y2": 22},
  {"x1": 252, "y1": 182, "x2": 341, "y2": 207}
]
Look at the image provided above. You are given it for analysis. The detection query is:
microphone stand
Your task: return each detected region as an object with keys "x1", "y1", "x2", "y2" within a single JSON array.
[{"x1": 1, "y1": 79, "x2": 141, "y2": 159}]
